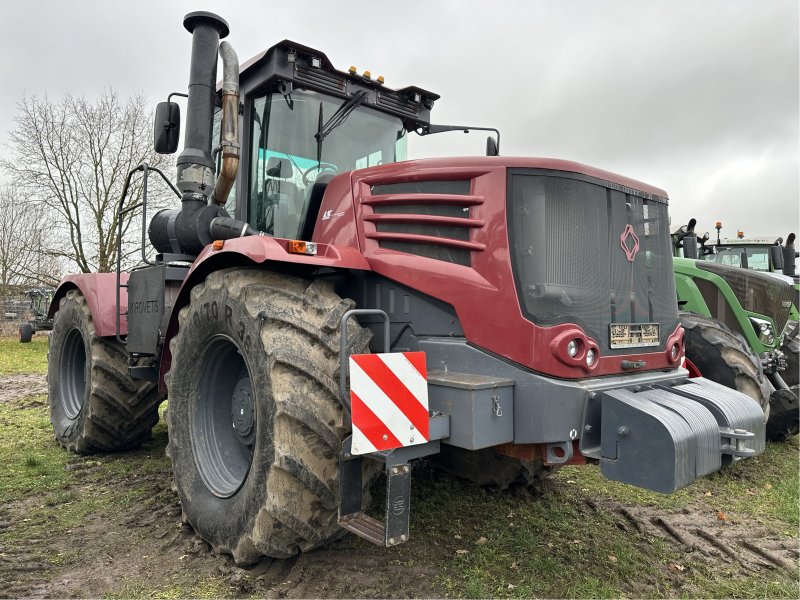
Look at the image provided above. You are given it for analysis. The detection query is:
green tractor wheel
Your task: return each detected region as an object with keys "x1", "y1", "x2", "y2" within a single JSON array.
[
  {"x1": 780, "y1": 323, "x2": 799, "y2": 388},
  {"x1": 679, "y1": 311, "x2": 771, "y2": 414}
]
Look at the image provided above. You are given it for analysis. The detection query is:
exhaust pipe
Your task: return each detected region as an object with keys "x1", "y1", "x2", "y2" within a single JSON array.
[
  {"x1": 210, "y1": 41, "x2": 240, "y2": 206},
  {"x1": 176, "y1": 11, "x2": 229, "y2": 198},
  {"x1": 150, "y1": 11, "x2": 256, "y2": 256}
]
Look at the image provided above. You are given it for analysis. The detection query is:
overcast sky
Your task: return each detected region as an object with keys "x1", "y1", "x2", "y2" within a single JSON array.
[{"x1": 0, "y1": 0, "x2": 797, "y2": 238}]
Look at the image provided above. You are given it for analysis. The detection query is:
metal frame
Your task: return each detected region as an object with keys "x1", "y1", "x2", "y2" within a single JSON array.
[{"x1": 114, "y1": 163, "x2": 181, "y2": 343}]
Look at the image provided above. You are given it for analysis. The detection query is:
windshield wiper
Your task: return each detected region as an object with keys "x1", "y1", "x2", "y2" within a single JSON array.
[{"x1": 315, "y1": 90, "x2": 368, "y2": 144}]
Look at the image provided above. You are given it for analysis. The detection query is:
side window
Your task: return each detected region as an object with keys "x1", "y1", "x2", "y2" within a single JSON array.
[{"x1": 355, "y1": 150, "x2": 383, "y2": 170}]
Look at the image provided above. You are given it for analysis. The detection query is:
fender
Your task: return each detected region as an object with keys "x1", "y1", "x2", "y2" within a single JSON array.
[
  {"x1": 156, "y1": 235, "x2": 372, "y2": 395},
  {"x1": 48, "y1": 273, "x2": 130, "y2": 338}
]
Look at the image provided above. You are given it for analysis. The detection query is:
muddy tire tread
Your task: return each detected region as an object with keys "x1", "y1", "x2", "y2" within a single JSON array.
[
  {"x1": 679, "y1": 311, "x2": 770, "y2": 412},
  {"x1": 49, "y1": 290, "x2": 160, "y2": 454},
  {"x1": 167, "y1": 269, "x2": 373, "y2": 564}
]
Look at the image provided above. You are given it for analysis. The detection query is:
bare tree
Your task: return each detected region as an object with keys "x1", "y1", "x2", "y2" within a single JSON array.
[
  {"x1": 0, "y1": 185, "x2": 62, "y2": 294},
  {"x1": 1, "y1": 89, "x2": 174, "y2": 274}
]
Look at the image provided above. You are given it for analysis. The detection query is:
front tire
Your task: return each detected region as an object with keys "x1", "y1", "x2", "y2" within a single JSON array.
[
  {"x1": 779, "y1": 322, "x2": 799, "y2": 387},
  {"x1": 47, "y1": 289, "x2": 160, "y2": 453},
  {"x1": 680, "y1": 311, "x2": 770, "y2": 414},
  {"x1": 166, "y1": 269, "x2": 372, "y2": 564}
]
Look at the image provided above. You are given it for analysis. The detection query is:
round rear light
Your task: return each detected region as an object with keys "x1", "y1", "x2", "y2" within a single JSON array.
[{"x1": 671, "y1": 343, "x2": 680, "y2": 361}]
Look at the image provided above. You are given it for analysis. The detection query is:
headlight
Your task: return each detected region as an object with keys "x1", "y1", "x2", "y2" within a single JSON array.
[
  {"x1": 749, "y1": 316, "x2": 775, "y2": 345},
  {"x1": 567, "y1": 339, "x2": 579, "y2": 358}
]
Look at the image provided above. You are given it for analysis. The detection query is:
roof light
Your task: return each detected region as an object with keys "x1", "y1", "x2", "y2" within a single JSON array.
[
  {"x1": 288, "y1": 240, "x2": 317, "y2": 255},
  {"x1": 349, "y1": 65, "x2": 357, "y2": 74},
  {"x1": 363, "y1": 70, "x2": 371, "y2": 79},
  {"x1": 287, "y1": 50, "x2": 296, "y2": 63},
  {"x1": 377, "y1": 75, "x2": 385, "y2": 85},
  {"x1": 310, "y1": 56, "x2": 322, "y2": 68},
  {"x1": 412, "y1": 92, "x2": 422, "y2": 103}
]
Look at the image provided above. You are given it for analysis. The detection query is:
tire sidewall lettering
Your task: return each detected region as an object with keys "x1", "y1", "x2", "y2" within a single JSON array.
[{"x1": 170, "y1": 282, "x2": 273, "y2": 540}]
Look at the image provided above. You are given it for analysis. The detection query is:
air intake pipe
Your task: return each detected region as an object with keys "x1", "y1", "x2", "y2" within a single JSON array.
[{"x1": 150, "y1": 12, "x2": 257, "y2": 256}]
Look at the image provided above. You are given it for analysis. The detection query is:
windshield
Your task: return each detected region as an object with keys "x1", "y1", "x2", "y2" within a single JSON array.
[
  {"x1": 249, "y1": 89, "x2": 407, "y2": 238},
  {"x1": 711, "y1": 246, "x2": 771, "y2": 271}
]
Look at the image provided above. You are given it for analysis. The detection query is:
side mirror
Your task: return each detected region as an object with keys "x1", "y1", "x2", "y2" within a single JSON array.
[
  {"x1": 683, "y1": 235, "x2": 699, "y2": 259},
  {"x1": 154, "y1": 101, "x2": 180, "y2": 154},
  {"x1": 486, "y1": 136, "x2": 499, "y2": 156},
  {"x1": 770, "y1": 245, "x2": 784, "y2": 271}
]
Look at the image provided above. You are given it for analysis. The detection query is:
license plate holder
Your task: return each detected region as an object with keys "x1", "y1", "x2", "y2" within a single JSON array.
[{"x1": 609, "y1": 323, "x2": 660, "y2": 349}]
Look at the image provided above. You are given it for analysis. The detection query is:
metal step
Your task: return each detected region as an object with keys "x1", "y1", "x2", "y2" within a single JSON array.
[{"x1": 338, "y1": 512, "x2": 385, "y2": 546}]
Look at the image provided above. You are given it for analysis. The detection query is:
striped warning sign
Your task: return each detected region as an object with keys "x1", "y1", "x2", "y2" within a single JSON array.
[{"x1": 349, "y1": 351, "x2": 429, "y2": 455}]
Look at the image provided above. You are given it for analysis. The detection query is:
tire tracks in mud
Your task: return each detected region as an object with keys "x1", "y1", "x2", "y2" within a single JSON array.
[
  {"x1": 0, "y1": 373, "x2": 47, "y2": 404},
  {"x1": 588, "y1": 498, "x2": 799, "y2": 573}
]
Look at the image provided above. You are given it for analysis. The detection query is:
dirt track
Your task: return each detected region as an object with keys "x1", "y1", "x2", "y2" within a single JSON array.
[{"x1": 1, "y1": 373, "x2": 797, "y2": 598}]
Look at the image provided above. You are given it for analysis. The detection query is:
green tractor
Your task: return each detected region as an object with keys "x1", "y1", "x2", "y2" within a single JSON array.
[
  {"x1": 672, "y1": 220, "x2": 798, "y2": 440},
  {"x1": 704, "y1": 224, "x2": 799, "y2": 320}
]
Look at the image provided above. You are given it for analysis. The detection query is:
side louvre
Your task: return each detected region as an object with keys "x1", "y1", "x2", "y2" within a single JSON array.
[{"x1": 362, "y1": 180, "x2": 485, "y2": 266}]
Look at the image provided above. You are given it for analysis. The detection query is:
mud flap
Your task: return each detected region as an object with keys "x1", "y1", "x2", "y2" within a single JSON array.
[{"x1": 581, "y1": 377, "x2": 766, "y2": 494}]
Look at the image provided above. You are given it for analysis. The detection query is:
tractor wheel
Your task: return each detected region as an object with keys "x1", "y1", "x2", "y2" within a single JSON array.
[
  {"x1": 433, "y1": 445, "x2": 552, "y2": 489},
  {"x1": 779, "y1": 323, "x2": 799, "y2": 388},
  {"x1": 765, "y1": 388, "x2": 799, "y2": 442},
  {"x1": 166, "y1": 269, "x2": 373, "y2": 565},
  {"x1": 679, "y1": 311, "x2": 770, "y2": 415},
  {"x1": 47, "y1": 289, "x2": 161, "y2": 453},
  {"x1": 19, "y1": 323, "x2": 33, "y2": 343}
]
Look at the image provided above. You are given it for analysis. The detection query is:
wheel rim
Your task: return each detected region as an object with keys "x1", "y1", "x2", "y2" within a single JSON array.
[
  {"x1": 192, "y1": 336, "x2": 255, "y2": 498},
  {"x1": 60, "y1": 327, "x2": 87, "y2": 419}
]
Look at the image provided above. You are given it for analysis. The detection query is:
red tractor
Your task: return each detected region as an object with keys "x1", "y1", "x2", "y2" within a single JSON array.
[{"x1": 46, "y1": 12, "x2": 767, "y2": 564}]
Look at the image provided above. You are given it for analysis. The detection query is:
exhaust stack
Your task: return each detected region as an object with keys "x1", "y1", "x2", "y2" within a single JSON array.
[
  {"x1": 150, "y1": 11, "x2": 257, "y2": 257},
  {"x1": 176, "y1": 11, "x2": 229, "y2": 198}
]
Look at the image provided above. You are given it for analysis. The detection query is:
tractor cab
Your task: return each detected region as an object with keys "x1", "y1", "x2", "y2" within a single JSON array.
[{"x1": 215, "y1": 41, "x2": 439, "y2": 240}]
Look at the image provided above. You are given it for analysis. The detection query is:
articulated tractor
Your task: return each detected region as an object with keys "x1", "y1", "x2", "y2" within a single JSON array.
[{"x1": 46, "y1": 12, "x2": 767, "y2": 564}]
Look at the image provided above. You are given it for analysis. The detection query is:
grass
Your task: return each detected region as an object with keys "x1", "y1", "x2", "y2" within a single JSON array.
[
  {"x1": 1, "y1": 337, "x2": 797, "y2": 598},
  {"x1": 0, "y1": 336, "x2": 49, "y2": 374}
]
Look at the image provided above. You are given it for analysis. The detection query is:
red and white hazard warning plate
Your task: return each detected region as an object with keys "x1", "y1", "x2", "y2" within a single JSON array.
[{"x1": 349, "y1": 351, "x2": 429, "y2": 455}]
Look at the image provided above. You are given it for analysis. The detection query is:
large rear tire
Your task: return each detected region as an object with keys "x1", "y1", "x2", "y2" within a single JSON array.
[
  {"x1": 47, "y1": 289, "x2": 161, "y2": 453},
  {"x1": 679, "y1": 311, "x2": 770, "y2": 415},
  {"x1": 166, "y1": 269, "x2": 373, "y2": 565}
]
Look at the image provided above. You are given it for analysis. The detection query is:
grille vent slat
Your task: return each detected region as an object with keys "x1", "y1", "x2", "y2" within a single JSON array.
[
  {"x1": 362, "y1": 182, "x2": 483, "y2": 266},
  {"x1": 295, "y1": 65, "x2": 346, "y2": 94},
  {"x1": 376, "y1": 92, "x2": 420, "y2": 118}
]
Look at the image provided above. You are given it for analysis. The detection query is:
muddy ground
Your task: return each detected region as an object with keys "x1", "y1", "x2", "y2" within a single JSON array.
[{"x1": 1, "y1": 373, "x2": 797, "y2": 598}]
